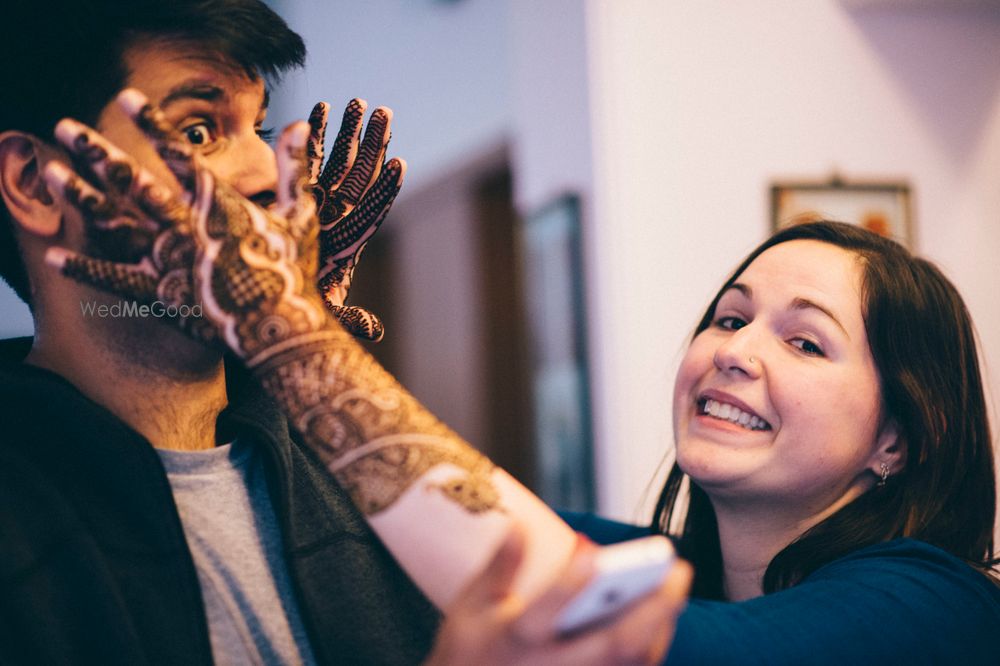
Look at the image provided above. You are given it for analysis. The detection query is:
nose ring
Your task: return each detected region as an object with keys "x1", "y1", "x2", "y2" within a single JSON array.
[{"x1": 749, "y1": 356, "x2": 757, "y2": 364}]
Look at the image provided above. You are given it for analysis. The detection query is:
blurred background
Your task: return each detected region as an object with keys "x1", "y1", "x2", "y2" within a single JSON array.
[{"x1": 4, "y1": 0, "x2": 998, "y2": 532}]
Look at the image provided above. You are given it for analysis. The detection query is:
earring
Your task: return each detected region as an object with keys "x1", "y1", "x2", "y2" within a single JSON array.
[{"x1": 877, "y1": 462, "x2": 890, "y2": 488}]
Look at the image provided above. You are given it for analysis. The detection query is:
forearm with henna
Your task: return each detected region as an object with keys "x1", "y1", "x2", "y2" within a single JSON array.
[{"x1": 248, "y1": 323, "x2": 499, "y2": 517}]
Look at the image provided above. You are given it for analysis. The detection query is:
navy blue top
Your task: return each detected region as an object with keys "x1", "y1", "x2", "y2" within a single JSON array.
[{"x1": 561, "y1": 512, "x2": 1000, "y2": 665}]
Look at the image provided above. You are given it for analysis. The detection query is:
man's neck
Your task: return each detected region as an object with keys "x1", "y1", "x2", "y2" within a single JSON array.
[{"x1": 26, "y1": 316, "x2": 228, "y2": 451}]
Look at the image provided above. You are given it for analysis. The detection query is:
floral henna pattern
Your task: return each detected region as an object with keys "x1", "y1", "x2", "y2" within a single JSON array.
[
  {"x1": 46, "y1": 88, "x2": 500, "y2": 518},
  {"x1": 327, "y1": 304, "x2": 385, "y2": 342},
  {"x1": 251, "y1": 330, "x2": 500, "y2": 516},
  {"x1": 47, "y1": 89, "x2": 326, "y2": 357},
  {"x1": 306, "y1": 99, "x2": 403, "y2": 341}
]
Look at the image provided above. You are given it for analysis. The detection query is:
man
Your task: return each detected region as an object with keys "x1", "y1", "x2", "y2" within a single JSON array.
[
  {"x1": 0, "y1": 1, "x2": 688, "y2": 663},
  {"x1": 0, "y1": 2, "x2": 439, "y2": 663}
]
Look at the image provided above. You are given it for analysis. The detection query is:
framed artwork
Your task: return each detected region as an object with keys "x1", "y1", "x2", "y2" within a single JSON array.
[
  {"x1": 518, "y1": 194, "x2": 595, "y2": 512},
  {"x1": 771, "y1": 177, "x2": 913, "y2": 247}
]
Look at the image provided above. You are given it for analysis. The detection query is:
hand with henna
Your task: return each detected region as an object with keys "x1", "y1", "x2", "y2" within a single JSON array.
[
  {"x1": 306, "y1": 98, "x2": 401, "y2": 342},
  {"x1": 44, "y1": 89, "x2": 336, "y2": 361},
  {"x1": 42, "y1": 92, "x2": 686, "y2": 654}
]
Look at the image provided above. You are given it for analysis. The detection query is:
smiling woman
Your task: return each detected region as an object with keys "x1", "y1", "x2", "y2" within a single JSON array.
[
  {"x1": 571, "y1": 220, "x2": 1000, "y2": 663},
  {"x1": 673, "y1": 239, "x2": 898, "y2": 576}
]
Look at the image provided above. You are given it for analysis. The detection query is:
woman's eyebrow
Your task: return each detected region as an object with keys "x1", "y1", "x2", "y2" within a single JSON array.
[
  {"x1": 726, "y1": 283, "x2": 849, "y2": 338},
  {"x1": 791, "y1": 297, "x2": 849, "y2": 339},
  {"x1": 725, "y1": 283, "x2": 752, "y2": 299}
]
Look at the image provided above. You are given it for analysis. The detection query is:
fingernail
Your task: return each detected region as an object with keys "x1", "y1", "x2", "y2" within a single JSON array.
[
  {"x1": 54, "y1": 119, "x2": 83, "y2": 145},
  {"x1": 117, "y1": 88, "x2": 149, "y2": 116},
  {"x1": 42, "y1": 161, "x2": 72, "y2": 189},
  {"x1": 292, "y1": 121, "x2": 310, "y2": 145},
  {"x1": 44, "y1": 247, "x2": 70, "y2": 269}
]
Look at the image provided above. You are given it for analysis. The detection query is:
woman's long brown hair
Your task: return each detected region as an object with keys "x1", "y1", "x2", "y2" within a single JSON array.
[{"x1": 652, "y1": 221, "x2": 996, "y2": 598}]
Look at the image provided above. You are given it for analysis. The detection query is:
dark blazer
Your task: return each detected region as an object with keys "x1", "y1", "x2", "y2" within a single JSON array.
[{"x1": 0, "y1": 337, "x2": 439, "y2": 665}]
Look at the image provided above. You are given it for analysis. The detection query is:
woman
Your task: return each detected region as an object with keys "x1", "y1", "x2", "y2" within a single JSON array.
[{"x1": 567, "y1": 220, "x2": 1000, "y2": 663}]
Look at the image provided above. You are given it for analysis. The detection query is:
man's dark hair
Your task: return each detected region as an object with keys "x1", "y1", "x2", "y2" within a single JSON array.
[
  {"x1": 0, "y1": 0, "x2": 306, "y2": 304},
  {"x1": 652, "y1": 220, "x2": 997, "y2": 598}
]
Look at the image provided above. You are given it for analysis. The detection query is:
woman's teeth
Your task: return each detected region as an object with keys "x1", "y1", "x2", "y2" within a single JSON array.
[{"x1": 701, "y1": 399, "x2": 770, "y2": 431}]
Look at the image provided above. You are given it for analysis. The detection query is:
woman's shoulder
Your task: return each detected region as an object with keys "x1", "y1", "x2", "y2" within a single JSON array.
[
  {"x1": 807, "y1": 537, "x2": 1000, "y2": 597},
  {"x1": 674, "y1": 538, "x2": 1000, "y2": 664},
  {"x1": 562, "y1": 515, "x2": 1000, "y2": 663}
]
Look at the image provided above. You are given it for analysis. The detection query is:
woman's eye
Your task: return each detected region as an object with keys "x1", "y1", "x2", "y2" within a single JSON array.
[
  {"x1": 716, "y1": 316, "x2": 747, "y2": 331},
  {"x1": 181, "y1": 122, "x2": 215, "y2": 146},
  {"x1": 791, "y1": 338, "x2": 825, "y2": 357}
]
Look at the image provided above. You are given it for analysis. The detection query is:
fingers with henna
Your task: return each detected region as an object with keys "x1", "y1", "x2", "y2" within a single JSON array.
[
  {"x1": 336, "y1": 106, "x2": 391, "y2": 206},
  {"x1": 42, "y1": 160, "x2": 114, "y2": 221},
  {"x1": 275, "y1": 121, "x2": 314, "y2": 222},
  {"x1": 51, "y1": 119, "x2": 181, "y2": 229},
  {"x1": 317, "y1": 98, "x2": 367, "y2": 192},
  {"x1": 329, "y1": 305, "x2": 385, "y2": 342},
  {"x1": 320, "y1": 157, "x2": 406, "y2": 257},
  {"x1": 116, "y1": 88, "x2": 197, "y2": 191},
  {"x1": 52, "y1": 119, "x2": 163, "y2": 224},
  {"x1": 306, "y1": 101, "x2": 329, "y2": 182},
  {"x1": 45, "y1": 245, "x2": 159, "y2": 302}
]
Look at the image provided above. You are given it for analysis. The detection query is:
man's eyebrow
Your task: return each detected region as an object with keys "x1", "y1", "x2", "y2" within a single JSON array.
[
  {"x1": 160, "y1": 82, "x2": 225, "y2": 109},
  {"x1": 724, "y1": 282, "x2": 849, "y2": 338}
]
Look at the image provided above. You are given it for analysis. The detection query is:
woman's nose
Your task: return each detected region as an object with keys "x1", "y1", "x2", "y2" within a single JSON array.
[{"x1": 712, "y1": 327, "x2": 763, "y2": 378}]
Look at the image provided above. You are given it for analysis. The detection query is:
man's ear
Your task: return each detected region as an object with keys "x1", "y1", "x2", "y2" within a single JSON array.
[
  {"x1": 871, "y1": 418, "x2": 906, "y2": 476},
  {"x1": 0, "y1": 131, "x2": 62, "y2": 237}
]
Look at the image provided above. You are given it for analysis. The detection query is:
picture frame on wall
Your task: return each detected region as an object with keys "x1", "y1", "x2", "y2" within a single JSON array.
[
  {"x1": 517, "y1": 193, "x2": 595, "y2": 512},
  {"x1": 771, "y1": 176, "x2": 913, "y2": 248}
]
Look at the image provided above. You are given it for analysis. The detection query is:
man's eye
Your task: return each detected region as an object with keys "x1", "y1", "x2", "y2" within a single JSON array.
[
  {"x1": 716, "y1": 316, "x2": 747, "y2": 331},
  {"x1": 181, "y1": 122, "x2": 215, "y2": 146}
]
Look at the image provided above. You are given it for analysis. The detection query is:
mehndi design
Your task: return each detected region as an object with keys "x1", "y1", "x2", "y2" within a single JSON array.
[
  {"x1": 306, "y1": 99, "x2": 402, "y2": 342},
  {"x1": 44, "y1": 88, "x2": 496, "y2": 518}
]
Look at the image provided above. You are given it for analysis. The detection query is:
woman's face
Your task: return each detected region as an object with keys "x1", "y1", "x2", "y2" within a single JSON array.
[{"x1": 673, "y1": 240, "x2": 895, "y2": 512}]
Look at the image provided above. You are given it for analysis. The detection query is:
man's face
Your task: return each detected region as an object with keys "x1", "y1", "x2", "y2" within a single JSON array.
[
  {"x1": 95, "y1": 39, "x2": 277, "y2": 206},
  {"x1": 51, "y1": 40, "x2": 280, "y2": 372}
]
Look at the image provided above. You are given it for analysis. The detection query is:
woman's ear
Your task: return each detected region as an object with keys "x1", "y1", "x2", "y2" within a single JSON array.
[
  {"x1": 0, "y1": 131, "x2": 62, "y2": 237},
  {"x1": 871, "y1": 418, "x2": 905, "y2": 476}
]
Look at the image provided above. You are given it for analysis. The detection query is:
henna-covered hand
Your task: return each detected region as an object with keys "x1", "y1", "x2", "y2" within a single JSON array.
[
  {"x1": 43, "y1": 88, "x2": 336, "y2": 363},
  {"x1": 306, "y1": 99, "x2": 403, "y2": 342}
]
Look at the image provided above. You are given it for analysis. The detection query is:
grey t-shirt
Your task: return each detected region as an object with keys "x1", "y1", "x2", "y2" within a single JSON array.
[{"x1": 157, "y1": 440, "x2": 318, "y2": 665}]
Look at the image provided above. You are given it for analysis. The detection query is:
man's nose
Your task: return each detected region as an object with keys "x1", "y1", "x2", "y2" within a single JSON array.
[{"x1": 215, "y1": 133, "x2": 278, "y2": 206}]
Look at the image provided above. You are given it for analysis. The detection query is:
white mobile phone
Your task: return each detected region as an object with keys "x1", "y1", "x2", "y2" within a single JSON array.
[{"x1": 554, "y1": 535, "x2": 675, "y2": 636}]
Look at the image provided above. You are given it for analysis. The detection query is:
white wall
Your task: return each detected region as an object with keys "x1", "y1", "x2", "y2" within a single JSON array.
[
  {"x1": 268, "y1": 0, "x2": 513, "y2": 193},
  {"x1": 584, "y1": 0, "x2": 1000, "y2": 523},
  {"x1": 266, "y1": 0, "x2": 518, "y2": 449}
]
